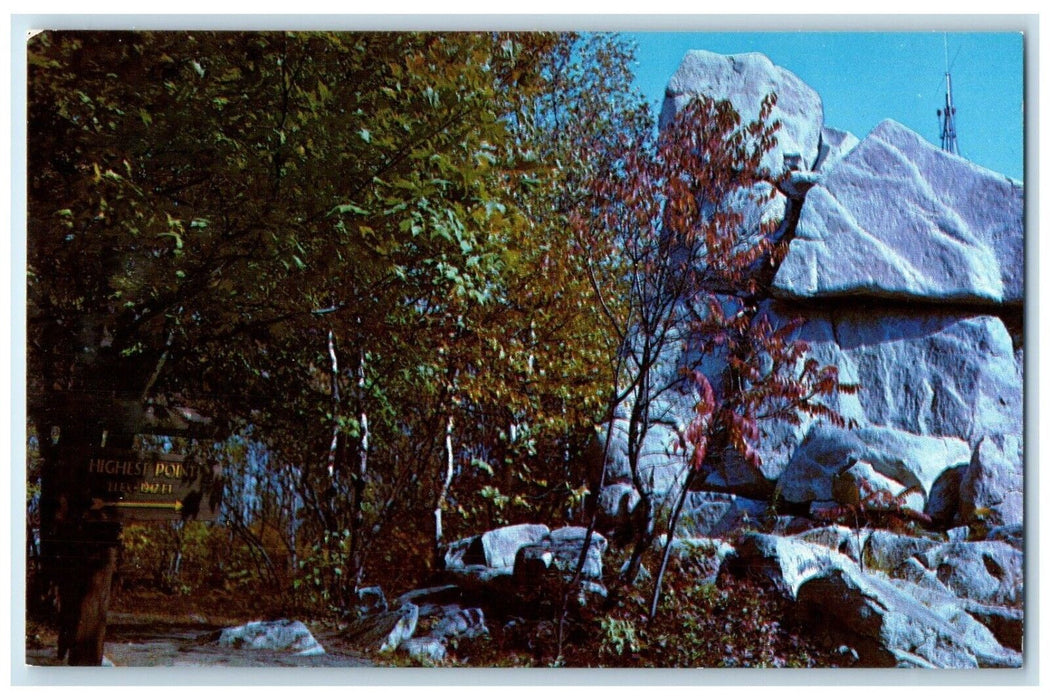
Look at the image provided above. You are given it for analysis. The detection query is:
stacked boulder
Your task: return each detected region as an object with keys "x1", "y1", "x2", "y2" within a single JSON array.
[
  {"x1": 599, "y1": 49, "x2": 1024, "y2": 668},
  {"x1": 342, "y1": 524, "x2": 609, "y2": 663},
  {"x1": 441, "y1": 523, "x2": 608, "y2": 600}
]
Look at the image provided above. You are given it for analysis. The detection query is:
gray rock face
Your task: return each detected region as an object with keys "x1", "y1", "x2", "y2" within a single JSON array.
[
  {"x1": 959, "y1": 434, "x2": 1024, "y2": 528},
  {"x1": 217, "y1": 620, "x2": 325, "y2": 656},
  {"x1": 604, "y1": 411, "x2": 688, "y2": 500},
  {"x1": 596, "y1": 482, "x2": 641, "y2": 533},
  {"x1": 749, "y1": 308, "x2": 1021, "y2": 488},
  {"x1": 777, "y1": 424, "x2": 970, "y2": 507},
  {"x1": 827, "y1": 313, "x2": 1022, "y2": 443},
  {"x1": 772, "y1": 120, "x2": 1024, "y2": 305},
  {"x1": 813, "y1": 126, "x2": 859, "y2": 173},
  {"x1": 660, "y1": 50, "x2": 824, "y2": 174}
]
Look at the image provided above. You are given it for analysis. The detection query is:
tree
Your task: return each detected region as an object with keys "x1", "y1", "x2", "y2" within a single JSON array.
[
  {"x1": 573, "y1": 93, "x2": 857, "y2": 611},
  {"x1": 26, "y1": 29, "x2": 535, "y2": 657},
  {"x1": 27, "y1": 30, "x2": 646, "y2": 659}
]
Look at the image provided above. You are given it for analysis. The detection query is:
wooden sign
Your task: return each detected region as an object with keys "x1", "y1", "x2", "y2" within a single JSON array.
[{"x1": 84, "y1": 450, "x2": 221, "y2": 522}]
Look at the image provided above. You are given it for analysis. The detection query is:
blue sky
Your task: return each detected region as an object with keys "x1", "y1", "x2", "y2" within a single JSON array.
[{"x1": 624, "y1": 32, "x2": 1025, "y2": 181}]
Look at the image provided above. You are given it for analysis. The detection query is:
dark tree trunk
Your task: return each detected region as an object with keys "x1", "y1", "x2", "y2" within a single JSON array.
[
  {"x1": 56, "y1": 540, "x2": 118, "y2": 665},
  {"x1": 37, "y1": 415, "x2": 125, "y2": 666}
]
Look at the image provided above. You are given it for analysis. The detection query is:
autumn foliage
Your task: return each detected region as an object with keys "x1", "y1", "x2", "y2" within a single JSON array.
[{"x1": 27, "y1": 31, "x2": 858, "y2": 665}]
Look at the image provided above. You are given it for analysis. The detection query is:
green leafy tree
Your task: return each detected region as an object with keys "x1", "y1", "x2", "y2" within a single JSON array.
[{"x1": 27, "y1": 30, "x2": 645, "y2": 658}]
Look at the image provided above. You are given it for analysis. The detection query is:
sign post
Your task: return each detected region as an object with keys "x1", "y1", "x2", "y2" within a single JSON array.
[{"x1": 84, "y1": 450, "x2": 221, "y2": 522}]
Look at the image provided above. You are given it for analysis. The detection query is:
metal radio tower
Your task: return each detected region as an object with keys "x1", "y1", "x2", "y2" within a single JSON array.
[{"x1": 937, "y1": 36, "x2": 959, "y2": 155}]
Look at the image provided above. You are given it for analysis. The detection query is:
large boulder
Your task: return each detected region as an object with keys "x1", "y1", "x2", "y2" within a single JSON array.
[
  {"x1": 443, "y1": 523, "x2": 550, "y2": 572},
  {"x1": 772, "y1": 120, "x2": 1024, "y2": 305},
  {"x1": 887, "y1": 556, "x2": 1024, "y2": 652},
  {"x1": 795, "y1": 569, "x2": 1020, "y2": 667},
  {"x1": 513, "y1": 526, "x2": 608, "y2": 585},
  {"x1": 916, "y1": 540, "x2": 1023, "y2": 607},
  {"x1": 776, "y1": 424, "x2": 971, "y2": 507},
  {"x1": 660, "y1": 50, "x2": 824, "y2": 174}
]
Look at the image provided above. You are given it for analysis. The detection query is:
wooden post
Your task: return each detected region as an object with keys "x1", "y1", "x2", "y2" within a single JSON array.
[{"x1": 34, "y1": 396, "x2": 221, "y2": 666}]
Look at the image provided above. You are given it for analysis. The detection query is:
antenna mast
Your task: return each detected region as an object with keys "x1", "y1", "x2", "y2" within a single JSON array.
[{"x1": 937, "y1": 35, "x2": 959, "y2": 154}]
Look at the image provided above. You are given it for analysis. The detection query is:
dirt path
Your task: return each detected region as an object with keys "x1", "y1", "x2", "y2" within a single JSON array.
[{"x1": 25, "y1": 614, "x2": 375, "y2": 667}]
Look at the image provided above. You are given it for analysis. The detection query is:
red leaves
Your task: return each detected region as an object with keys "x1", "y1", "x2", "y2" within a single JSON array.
[
  {"x1": 681, "y1": 371, "x2": 715, "y2": 472},
  {"x1": 812, "y1": 478, "x2": 933, "y2": 532}
]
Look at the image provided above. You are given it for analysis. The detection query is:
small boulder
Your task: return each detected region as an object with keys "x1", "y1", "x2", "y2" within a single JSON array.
[
  {"x1": 355, "y1": 585, "x2": 387, "y2": 616},
  {"x1": 217, "y1": 620, "x2": 325, "y2": 656},
  {"x1": 341, "y1": 604, "x2": 418, "y2": 654},
  {"x1": 399, "y1": 605, "x2": 489, "y2": 664},
  {"x1": 831, "y1": 460, "x2": 924, "y2": 513}
]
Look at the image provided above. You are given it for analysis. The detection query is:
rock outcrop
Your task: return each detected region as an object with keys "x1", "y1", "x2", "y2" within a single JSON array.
[{"x1": 590, "y1": 49, "x2": 1026, "y2": 669}]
